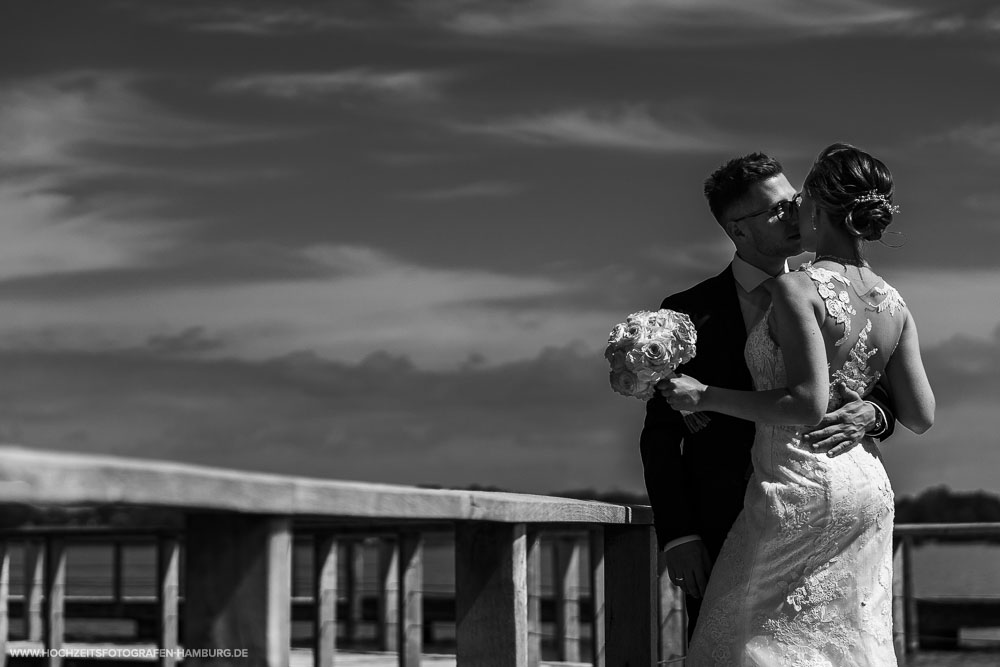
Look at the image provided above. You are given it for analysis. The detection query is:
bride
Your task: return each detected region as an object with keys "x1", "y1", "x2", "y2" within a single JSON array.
[{"x1": 661, "y1": 143, "x2": 935, "y2": 666}]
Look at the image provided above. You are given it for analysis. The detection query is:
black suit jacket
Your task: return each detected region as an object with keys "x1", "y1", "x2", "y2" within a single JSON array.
[{"x1": 639, "y1": 265, "x2": 896, "y2": 560}]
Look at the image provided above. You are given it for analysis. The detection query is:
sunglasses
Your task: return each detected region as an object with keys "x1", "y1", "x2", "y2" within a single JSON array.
[{"x1": 731, "y1": 192, "x2": 803, "y2": 223}]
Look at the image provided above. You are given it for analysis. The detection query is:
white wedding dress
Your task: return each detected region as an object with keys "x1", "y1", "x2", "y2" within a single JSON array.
[{"x1": 686, "y1": 263, "x2": 906, "y2": 667}]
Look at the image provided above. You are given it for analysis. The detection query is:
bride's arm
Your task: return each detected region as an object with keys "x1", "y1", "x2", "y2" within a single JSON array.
[
  {"x1": 883, "y1": 311, "x2": 935, "y2": 433},
  {"x1": 660, "y1": 275, "x2": 829, "y2": 426}
]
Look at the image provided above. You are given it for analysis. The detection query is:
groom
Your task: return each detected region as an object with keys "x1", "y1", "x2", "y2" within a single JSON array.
[{"x1": 639, "y1": 152, "x2": 896, "y2": 636}]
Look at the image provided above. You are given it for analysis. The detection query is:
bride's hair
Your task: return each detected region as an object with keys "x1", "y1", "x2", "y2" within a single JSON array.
[{"x1": 804, "y1": 143, "x2": 896, "y2": 243}]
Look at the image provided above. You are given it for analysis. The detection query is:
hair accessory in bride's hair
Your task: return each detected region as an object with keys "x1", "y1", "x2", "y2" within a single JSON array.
[{"x1": 853, "y1": 190, "x2": 900, "y2": 214}]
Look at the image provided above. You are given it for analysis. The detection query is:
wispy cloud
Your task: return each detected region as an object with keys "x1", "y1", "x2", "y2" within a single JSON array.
[
  {"x1": 398, "y1": 181, "x2": 525, "y2": 201},
  {"x1": 216, "y1": 68, "x2": 455, "y2": 102},
  {"x1": 0, "y1": 244, "x2": 610, "y2": 368},
  {"x1": 0, "y1": 179, "x2": 171, "y2": 282},
  {"x1": 941, "y1": 122, "x2": 1000, "y2": 155},
  {"x1": 459, "y1": 105, "x2": 729, "y2": 153},
  {"x1": 0, "y1": 72, "x2": 280, "y2": 174},
  {"x1": 136, "y1": 4, "x2": 363, "y2": 35},
  {"x1": 416, "y1": 0, "x2": 921, "y2": 41}
]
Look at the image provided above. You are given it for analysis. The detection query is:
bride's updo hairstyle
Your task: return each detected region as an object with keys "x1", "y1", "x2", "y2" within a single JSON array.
[{"x1": 803, "y1": 142, "x2": 897, "y2": 244}]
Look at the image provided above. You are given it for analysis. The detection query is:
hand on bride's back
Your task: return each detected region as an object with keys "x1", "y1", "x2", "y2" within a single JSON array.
[{"x1": 658, "y1": 374, "x2": 708, "y2": 411}]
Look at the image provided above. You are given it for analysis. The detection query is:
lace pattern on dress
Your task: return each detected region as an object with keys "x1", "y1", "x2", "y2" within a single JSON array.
[
  {"x1": 802, "y1": 264, "x2": 856, "y2": 346},
  {"x1": 830, "y1": 319, "x2": 881, "y2": 408}
]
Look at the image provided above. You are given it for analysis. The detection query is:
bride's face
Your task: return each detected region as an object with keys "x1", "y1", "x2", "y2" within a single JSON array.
[{"x1": 798, "y1": 191, "x2": 818, "y2": 252}]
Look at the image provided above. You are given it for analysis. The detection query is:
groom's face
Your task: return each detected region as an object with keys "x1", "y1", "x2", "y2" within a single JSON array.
[{"x1": 727, "y1": 174, "x2": 802, "y2": 260}]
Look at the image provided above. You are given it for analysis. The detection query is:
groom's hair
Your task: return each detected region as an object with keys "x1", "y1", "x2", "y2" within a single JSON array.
[{"x1": 704, "y1": 152, "x2": 784, "y2": 225}]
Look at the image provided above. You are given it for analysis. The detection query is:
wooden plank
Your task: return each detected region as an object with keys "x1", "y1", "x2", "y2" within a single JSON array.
[
  {"x1": 892, "y1": 542, "x2": 904, "y2": 660},
  {"x1": 345, "y1": 541, "x2": 364, "y2": 645},
  {"x1": 111, "y1": 540, "x2": 124, "y2": 615},
  {"x1": 44, "y1": 537, "x2": 66, "y2": 667},
  {"x1": 378, "y1": 539, "x2": 400, "y2": 652},
  {"x1": 552, "y1": 538, "x2": 580, "y2": 662},
  {"x1": 455, "y1": 522, "x2": 528, "y2": 667},
  {"x1": 892, "y1": 522, "x2": 1000, "y2": 538},
  {"x1": 657, "y1": 569, "x2": 685, "y2": 662},
  {"x1": 314, "y1": 535, "x2": 338, "y2": 667},
  {"x1": 588, "y1": 529, "x2": 605, "y2": 667},
  {"x1": 184, "y1": 514, "x2": 292, "y2": 667},
  {"x1": 0, "y1": 447, "x2": 642, "y2": 526},
  {"x1": 398, "y1": 532, "x2": 423, "y2": 667},
  {"x1": 603, "y1": 525, "x2": 656, "y2": 667},
  {"x1": 24, "y1": 539, "x2": 44, "y2": 642},
  {"x1": 526, "y1": 531, "x2": 542, "y2": 667},
  {"x1": 157, "y1": 537, "x2": 180, "y2": 667},
  {"x1": 902, "y1": 536, "x2": 918, "y2": 653},
  {"x1": 0, "y1": 541, "x2": 8, "y2": 667}
]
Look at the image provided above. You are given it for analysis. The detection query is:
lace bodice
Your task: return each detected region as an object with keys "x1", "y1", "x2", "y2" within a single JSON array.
[{"x1": 746, "y1": 262, "x2": 905, "y2": 411}]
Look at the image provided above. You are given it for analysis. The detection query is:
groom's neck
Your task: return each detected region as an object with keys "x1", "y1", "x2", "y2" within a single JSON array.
[{"x1": 736, "y1": 251, "x2": 786, "y2": 278}]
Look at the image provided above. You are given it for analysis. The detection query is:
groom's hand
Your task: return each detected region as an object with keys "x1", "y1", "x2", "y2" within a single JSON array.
[
  {"x1": 802, "y1": 385, "x2": 875, "y2": 457},
  {"x1": 661, "y1": 540, "x2": 712, "y2": 598}
]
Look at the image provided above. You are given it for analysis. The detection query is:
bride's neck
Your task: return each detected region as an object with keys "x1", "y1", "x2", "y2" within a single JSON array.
[{"x1": 814, "y1": 230, "x2": 862, "y2": 264}]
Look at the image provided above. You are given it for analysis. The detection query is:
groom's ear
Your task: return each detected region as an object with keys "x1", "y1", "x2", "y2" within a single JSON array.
[{"x1": 726, "y1": 219, "x2": 747, "y2": 242}]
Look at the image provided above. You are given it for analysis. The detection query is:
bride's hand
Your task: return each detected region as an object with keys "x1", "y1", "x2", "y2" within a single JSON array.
[{"x1": 658, "y1": 373, "x2": 709, "y2": 411}]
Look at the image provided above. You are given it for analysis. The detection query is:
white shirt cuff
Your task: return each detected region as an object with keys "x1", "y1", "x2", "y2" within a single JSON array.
[
  {"x1": 866, "y1": 401, "x2": 888, "y2": 438},
  {"x1": 663, "y1": 534, "x2": 702, "y2": 552}
]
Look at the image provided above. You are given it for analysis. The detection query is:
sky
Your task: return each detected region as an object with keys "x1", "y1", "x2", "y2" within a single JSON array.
[{"x1": 1, "y1": 0, "x2": 999, "y2": 499}]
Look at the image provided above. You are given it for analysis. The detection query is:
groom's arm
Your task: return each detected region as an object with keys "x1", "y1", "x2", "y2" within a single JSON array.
[
  {"x1": 639, "y1": 393, "x2": 695, "y2": 549},
  {"x1": 803, "y1": 380, "x2": 898, "y2": 456}
]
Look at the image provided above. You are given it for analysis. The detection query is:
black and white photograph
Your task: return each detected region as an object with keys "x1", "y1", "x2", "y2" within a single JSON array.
[{"x1": 0, "y1": 2, "x2": 998, "y2": 665}]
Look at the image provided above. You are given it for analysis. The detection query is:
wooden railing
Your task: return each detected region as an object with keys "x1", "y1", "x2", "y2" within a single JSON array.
[
  {"x1": 0, "y1": 446, "x2": 686, "y2": 667},
  {"x1": 892, "y1": 522, "x2": 1000, "y2": 654},
  {"x1": 1, "y1": 447, "x2": 996, "y2": 666}
]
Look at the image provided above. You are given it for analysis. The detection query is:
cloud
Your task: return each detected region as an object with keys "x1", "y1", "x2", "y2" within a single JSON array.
[
  {"x1": 0, "y1": 72, "x2": 275, "y2": 175},
  {"x1": 1, "y1": 330, "x2": 995, "y2": 497},
  {"x1": 0, "y1": 343, "x2": 646, "y2": 493},
  {"x1": 136, "y1": 4, "x2": 364, "y2": 35},
  {"x1": 416, "y1": 0, "x2": 921, "y2": 41},
  {"x1": 941, "y1": 122, "x2": 1000, "y2": 155},
  {"x1": 0, "y1": 179, "x2": 172, "y2": 281},
  {"x1": 398, "y1": 181, "x2": 525, "y2": 201},
  {"x1": 459, "y1": 105, "x2": 730, "y2": 153},
  {"x1": 216, "y1": 69, "x2": 455, "y2": 102},
  {"x1": 0, "y1": 244, "x2": 619, "y2": 368}
]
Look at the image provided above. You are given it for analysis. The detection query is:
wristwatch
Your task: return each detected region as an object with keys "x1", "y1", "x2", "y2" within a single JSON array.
[{"x1": 866, "y1": 402, "x2": 887, "y2": 438}]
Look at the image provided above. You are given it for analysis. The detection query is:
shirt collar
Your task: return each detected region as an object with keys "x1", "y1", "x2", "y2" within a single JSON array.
[{"x1": 731, "y1": 253, "x2": 789, "y2": 292}]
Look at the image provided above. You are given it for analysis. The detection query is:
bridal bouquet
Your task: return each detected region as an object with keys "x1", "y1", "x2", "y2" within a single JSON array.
[{"x1": 605, "y1": 309, "x2": 697, "y2": 401}]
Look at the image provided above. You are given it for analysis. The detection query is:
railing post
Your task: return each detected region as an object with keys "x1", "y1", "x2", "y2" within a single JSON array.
[
  {"x1": 526, "y1": 530, "x2": 543, "y2": 667},
  {"x1": 345, "y1": 540, "x2": 364, "y2": 645},
  {"x1": 658, "y1": 567, "x2": 686, "y2": 662},
  {"x1": 0, "y1": 540, "x2": 9, "y2": 667},
  {"x1": 157, "y1": 536, "x2": 181, "y2": 667},
  {"x1": 314, "y1": 535, "x2": 338, "y2": 667},
  {"x1": 589, "y1": 528, "x2": 606, "y2": 667},
  {"x1": 902, "y1": 535, "x2": 918, "y2": 653},
  {"x1": 553, "y1": 536, "x2": 581, "y2": 662},
  {"x1": 378, "y1": 538, "x2": 400, "y2": 652},
  {"x1": 892, "y1": 540, "x2": 905, "y2": 660},
  {"x1": 24, "y1": 539, "x2": 44, "y2": 643},
  {"x1": 184, "y1": 514, "x2": 292, "y2": 667},
  {"x1": 604, "y1": 524, "x2": 656, "y2": 667},
  {"x1": 398, "y1": 532, "x2": 423, "y2": 667},
  {"x1": 43, "y1": 537, "x2": 66, "y2": 667},
  {"x1": 112, "y1": 540, "x2": 124, "y2": 615},
  {"x1": 455, "y1": 522, "x2": 528, "y2": 667}
]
